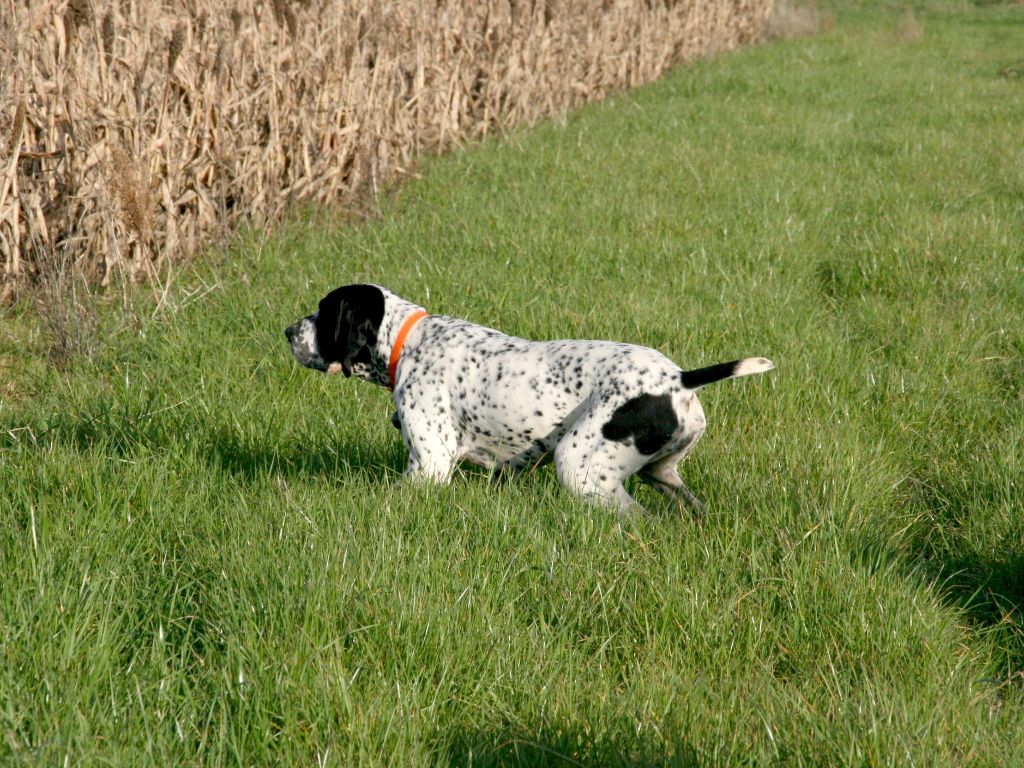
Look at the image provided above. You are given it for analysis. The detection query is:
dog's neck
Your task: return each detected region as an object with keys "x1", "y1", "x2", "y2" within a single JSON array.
[{"x1": 371, "y1": 292, "x2": 428, "y2": 387}]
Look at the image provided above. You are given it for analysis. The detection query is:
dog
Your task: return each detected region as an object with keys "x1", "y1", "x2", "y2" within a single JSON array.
[{"x1": 285, "y1": 283, "x2": 773, "y2": 514}]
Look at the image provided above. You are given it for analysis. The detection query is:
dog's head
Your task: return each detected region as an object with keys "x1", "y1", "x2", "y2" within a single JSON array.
[{"x1": 285, "y1": 284, "x2": 386, "y2": 380}]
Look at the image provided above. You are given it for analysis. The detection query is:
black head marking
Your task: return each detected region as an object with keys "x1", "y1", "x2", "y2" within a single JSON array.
[{"x1": 316, "y1": 284, "x2": 385, "y2": 377}]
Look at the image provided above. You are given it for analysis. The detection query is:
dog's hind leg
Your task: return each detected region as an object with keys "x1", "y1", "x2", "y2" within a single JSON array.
[
  {"x1": 637, "y1": 452, "x2": 706, "y2": 518},
  {"x1": 554, "y1": 425, "x2": 648, "y2": 515}
]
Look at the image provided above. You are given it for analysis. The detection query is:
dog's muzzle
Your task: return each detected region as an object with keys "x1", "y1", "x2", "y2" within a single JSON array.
[{"x1": 285, "y1": 318, "x2": 328, "y2": 371}]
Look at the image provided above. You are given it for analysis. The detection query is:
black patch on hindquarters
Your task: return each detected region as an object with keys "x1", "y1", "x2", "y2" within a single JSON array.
[{"x1": 601, "y1": 393, "x2": 678, "y2": 455}]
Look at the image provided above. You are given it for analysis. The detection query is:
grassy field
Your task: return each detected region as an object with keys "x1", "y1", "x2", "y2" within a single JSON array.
[{"x1": 3, "y1": 1, "x2": 1024, "y2": 764}]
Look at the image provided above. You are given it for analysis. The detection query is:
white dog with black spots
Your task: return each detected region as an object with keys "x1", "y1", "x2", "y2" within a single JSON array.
[{"x1": 285, "y1": 284, "x2": 773, "y2": 514}]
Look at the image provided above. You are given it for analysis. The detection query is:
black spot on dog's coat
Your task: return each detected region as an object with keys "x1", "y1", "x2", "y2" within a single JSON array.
[{"x1": 601, "y1": 393, "x2": 678, "y2": 455}]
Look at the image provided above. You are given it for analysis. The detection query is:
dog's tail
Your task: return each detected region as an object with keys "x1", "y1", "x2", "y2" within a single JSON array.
[{"x1": 680, "y1": 357, "x2": 775, "y2": 390}]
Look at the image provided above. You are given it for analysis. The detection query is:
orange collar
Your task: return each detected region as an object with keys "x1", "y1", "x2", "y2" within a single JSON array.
[{"x1": 388, "y1": 310, "x2": 429, "y2": 389}]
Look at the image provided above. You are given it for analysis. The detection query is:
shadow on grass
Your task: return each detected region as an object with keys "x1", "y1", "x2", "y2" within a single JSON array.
[
  {"x1": 22, "y1": 399, "x2": 406, "y2": 486},
  {"x1": 865, "y1": 471, "x2": 1024, "y2": 673},
  {"x1": 205, "y1": 425, "x2": 406, "y2": 485},
  {"x1": 439, "y1": 722, "x2": 700, "y2": 768},
  {"x1": 914, "y1": 476, "x2": 1024, "y2": 671},
  {"x1": 920, "y1": 549, "x2": 1024, "y2": 671}
]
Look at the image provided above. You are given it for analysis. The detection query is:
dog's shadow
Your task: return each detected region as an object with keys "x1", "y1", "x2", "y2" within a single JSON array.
[
  {"x1": 203, "y1": 428, "x2": 702, "y2": 518},
  {"x1": 206, "y1": 426, "x2": 407, "y2": 486},
  {"x1": 28, "y1": 398, "x2": 707, "y2": 517},
  {"x1": 28, "y1": 400, "x2": 408, "y2": 487}
]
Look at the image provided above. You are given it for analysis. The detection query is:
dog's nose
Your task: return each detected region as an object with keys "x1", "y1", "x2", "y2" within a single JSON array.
[{"x1": 284, "y1": 326, "x2": 294, "y2": 342}]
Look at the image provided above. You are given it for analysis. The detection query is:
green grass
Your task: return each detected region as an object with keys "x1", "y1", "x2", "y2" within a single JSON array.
[{"x1": 3, "y1": 1, "x2": 1024, "y2": 764}]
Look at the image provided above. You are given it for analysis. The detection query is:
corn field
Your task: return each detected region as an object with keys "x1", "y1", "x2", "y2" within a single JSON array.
[{"x1": 0, "y1": 0, "x2": 773, "y2": 299}]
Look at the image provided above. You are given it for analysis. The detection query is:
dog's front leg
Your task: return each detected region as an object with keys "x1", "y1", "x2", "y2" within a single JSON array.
[
  {"x1": 637, "y1": 461, "x2": 706, "y2": 518},
  {"x1": 391, "y1": 387, "x2": 460, "y2": 483},
  {"x1": 403, "y1": 448, "x2": 457, "y2": 483},
  {"x1": 395, "y1": 414, "x2": 459, "y2": 484}
]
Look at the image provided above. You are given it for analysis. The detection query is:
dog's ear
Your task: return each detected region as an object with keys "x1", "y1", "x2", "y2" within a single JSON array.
[{"x1": 316, "y1": 284, "x2": 385, "y2": 377}]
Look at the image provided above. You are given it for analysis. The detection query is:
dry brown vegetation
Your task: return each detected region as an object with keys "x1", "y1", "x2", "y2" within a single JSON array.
[
  {"x1": 1, "y1": 0, "x2": 773, "y2": 299},
  {"x1": 895, "y1": 7, "x2": 923, "y2": 42},
  {"x1": 765, "y1": 0, "x2": 831, "y2": 40}
]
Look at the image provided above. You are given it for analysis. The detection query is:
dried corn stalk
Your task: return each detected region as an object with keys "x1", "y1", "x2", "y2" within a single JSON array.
[{"x1": 0, "y1": 0, "x2": 773, "y2": 296}]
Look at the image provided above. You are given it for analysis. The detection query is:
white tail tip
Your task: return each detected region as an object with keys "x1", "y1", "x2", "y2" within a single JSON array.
[{"x1": 733, "y1": 357, "x2": 775, "y2": 377}]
